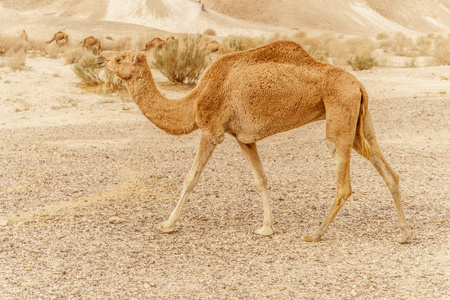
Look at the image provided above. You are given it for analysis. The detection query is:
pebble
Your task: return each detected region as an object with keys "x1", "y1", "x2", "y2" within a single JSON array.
[{"x1": 108, "y1": 217, "x2": 125, "y2": 224}]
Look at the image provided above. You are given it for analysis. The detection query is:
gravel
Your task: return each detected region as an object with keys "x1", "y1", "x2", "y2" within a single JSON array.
[{"x1": 0, "y1": 58, "x2": 449, "y2": 299}]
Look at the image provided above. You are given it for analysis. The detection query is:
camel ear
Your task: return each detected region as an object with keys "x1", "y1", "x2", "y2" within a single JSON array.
[{"x1": 132, "y1": 52, "x2": 146, "y2": 64}]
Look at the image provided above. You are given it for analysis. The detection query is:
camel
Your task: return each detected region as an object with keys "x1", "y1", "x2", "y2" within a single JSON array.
[
  {"x1": 82, "y1": 36, "x2": 102, "y2": 55},
  {"x1": 47, "y1": 31, "x2": 68, "y2": 45},
  {"x1": 19, "y1": 29, "x2": 28, "y2": 42},
  {"x1": 205, "y1": 40, "x2": 223, "y2": 53},
  {"x1": 144, "y1": 37, "x2": 165, "y2": 51},
  {"x1": 96, "y1": 40, "x2": 412, "y2": 243}
]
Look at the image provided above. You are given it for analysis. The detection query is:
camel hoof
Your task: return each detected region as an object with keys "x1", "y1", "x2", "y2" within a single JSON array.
[
  {"x1": 255, "y1": 226, "x2": 274, "y2": 236},
  {"x1": 303, "y1": 234, "x2": 322, "y2": 242},
  {"x1": 400, "y1": 230, "x2": 413, "y2": 244},
  {"x1": 159, "y1": 221, "x2": 176, "y2": 233}
]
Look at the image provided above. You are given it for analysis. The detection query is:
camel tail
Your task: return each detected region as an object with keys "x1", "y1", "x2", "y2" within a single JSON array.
[{"x1": 358, "y1": 86, "x2": 371, "y2": 159}]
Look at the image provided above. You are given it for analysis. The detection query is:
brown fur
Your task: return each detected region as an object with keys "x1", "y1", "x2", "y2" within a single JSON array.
[
  {"x1": 97, "y1": 40, "x2": 412, "y2": 242},
  {"x1": 81, "y1": 36, "x2": 102, "y2": 55},
  {"x1": 47, "y1": 31, "x2": 68, "y2": 45},
  {"x1": 144, "y1": 37, "x2": 165, "y2": 51}
]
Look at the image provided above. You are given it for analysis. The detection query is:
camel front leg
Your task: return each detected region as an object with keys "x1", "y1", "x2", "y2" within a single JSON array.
[
  {"x1": 159, "y1": 133, "x2": 217, "y2": 233},
  {"x1": 237, "y1": 141, "x2": 274, "y2": 236}
]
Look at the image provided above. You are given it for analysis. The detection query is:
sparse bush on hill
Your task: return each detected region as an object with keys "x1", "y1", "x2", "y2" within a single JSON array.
[{"x1": 153, "y1": 35, "x2": 209, "y2": 84}]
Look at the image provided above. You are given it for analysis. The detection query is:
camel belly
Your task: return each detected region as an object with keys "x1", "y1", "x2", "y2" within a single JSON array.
[{"x1": 231, "y1": 100, "x2": 326, "y2": 143}]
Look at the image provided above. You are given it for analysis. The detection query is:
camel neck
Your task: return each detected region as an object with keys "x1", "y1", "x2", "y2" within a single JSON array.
[{"x1": 126, "y1": 69, "x2": 198, "y2": 135}]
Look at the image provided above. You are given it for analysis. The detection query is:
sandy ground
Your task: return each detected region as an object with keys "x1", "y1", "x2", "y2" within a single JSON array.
[{"x1": 0, "y1": 54, "x2": 449, "y2": 299}]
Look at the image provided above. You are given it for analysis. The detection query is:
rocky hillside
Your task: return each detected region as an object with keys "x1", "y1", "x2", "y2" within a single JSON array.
[{"x1": 1, "y1": 0, "x2": 449, "y2": 36}]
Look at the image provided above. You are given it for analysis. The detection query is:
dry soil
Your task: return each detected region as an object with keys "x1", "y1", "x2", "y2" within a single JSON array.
[{"x1": 0, "y1": 53, "x2": 449, "y2": 299}]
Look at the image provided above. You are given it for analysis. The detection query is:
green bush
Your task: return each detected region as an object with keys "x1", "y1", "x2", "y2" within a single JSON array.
[
  {"x1": 348, "y1": 55, "x2": 376, "y2": 70},
  {"x1": 153, "y1": 35, "x2": 209, "y2": 84}
]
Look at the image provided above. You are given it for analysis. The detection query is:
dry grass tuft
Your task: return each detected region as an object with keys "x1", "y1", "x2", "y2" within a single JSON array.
[
  {"x1": 153, "y1": 35, "x2": 209, "y2": 84},
  {"x1": 222, "y1": 36, "x2": 266, "y2": 53},
  {"x1": 64, "y1": 47, "x2": 92, "y2": 64},
  {"x1": 73, "y1": 54, "x2": 127, "y2": 95},
  {"x1": 348, "y1": 55, "x2": 376, "y2": 70},
  {"x1": 6, "y1": 50, "x2": 28, "y2": 70},
  {"x1": 0, "y1": 35, "x2": 29, "y2": 54},
  {"x1": 433, "y1": 35, "x2": 450, "y2": 65}
]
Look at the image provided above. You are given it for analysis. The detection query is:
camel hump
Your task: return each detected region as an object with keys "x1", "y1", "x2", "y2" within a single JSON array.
[{"x1": 249, "y1": 40, "x2": 314, "y2": 64}]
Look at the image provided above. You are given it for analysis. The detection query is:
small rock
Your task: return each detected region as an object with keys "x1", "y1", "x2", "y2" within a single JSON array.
[
  {"x1": 108, "y1": 217, "x2": 125, "y2": 224},
  {"x1": 0, "y1": 219, "x2": 9, "y2": 226},
  {"x1": 350, "y1": 290, "x2": 357, "y2": 296}
]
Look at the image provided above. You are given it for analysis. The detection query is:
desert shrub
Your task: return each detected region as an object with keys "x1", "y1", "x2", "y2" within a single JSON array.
[
  {"x1": 376, "y1": 32, "x2": 390, "y2": 40},
  {"x1": 222, "y1": 36, "x2": 265, "y2": 53},
  {"x1": 109, "y1": 36, "x2": 133, "y2": 51},
  {"x1": 345, "y1": 37, "x2": 376, "y2": 57},
  {"x1": 46, "y1": 42, "x2": 68, "y2": 59},
  {"x1": 73, "y1": 55, "x2": 102, "y2": 85},
  {"x1": 0, "y1": 35, "x2": 28, "y2": 55},
  {"x1": 415, "y1": 35, "x2": 433, "y2": 55},
  {"x1": 348, "y1": 55, "x2": 376, "y2": 70},
  {"x1": 293, "y1": 33, "x2": 334, "y2": 62},
  {"x1": 204, "y1": 28, "x2": 216, "y2": 36},
  {"x1": 153, "y1": 35, "x2": 209, "y2": 84},
  {"x1": 101, "y1": 69, "x2": 127, "y2": 93},
  {"x1": 28, "y1": 39, "x2": 47, "y2": 54},
  {"x1": 6, "y1": 50, "x2": 27, "y2": 70},
  {"x1": 390, "y1": 32, "x2": 414, "y2": 55},
  {"x1": 73, "y1": 54, "x2": 127, "y2": 93},
  {"x1": 64, "y1": 47, "x2": 92, "y2": 64},
  {"x1": 433, "y1": 36, "x2": 450, "y2": 65}
]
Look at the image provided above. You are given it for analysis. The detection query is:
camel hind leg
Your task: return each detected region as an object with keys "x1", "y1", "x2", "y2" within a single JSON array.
[
  {"x1": 304, "y1": 94, "x2": 361, "y2": 242},
  {"x1": 353, "y1": 111, "x2": 412, "y2": 243},
  {"x1": 304, "y1": 141, "x2": 353, "y2": 242}
]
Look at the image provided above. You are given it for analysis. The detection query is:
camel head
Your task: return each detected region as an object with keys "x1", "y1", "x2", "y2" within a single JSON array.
[{"x1": 96, "y1": 51, "x2": 148, "y2": 80}]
